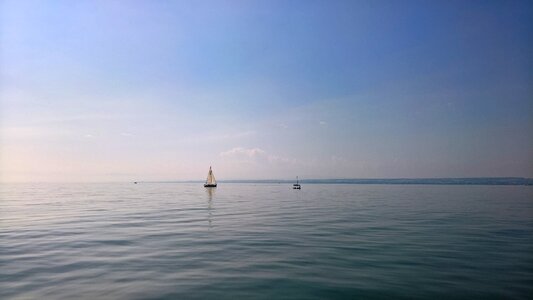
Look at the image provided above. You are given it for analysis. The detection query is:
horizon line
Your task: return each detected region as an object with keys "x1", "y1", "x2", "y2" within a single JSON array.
[{"x1": 3, "y1": 177, "x2": 531, "y2": 185}]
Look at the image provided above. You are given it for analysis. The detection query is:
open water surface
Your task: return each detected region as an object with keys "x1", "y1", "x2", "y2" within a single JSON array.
[{"x1": 1, "y1": 183, "x2": 532, "y2": 299}]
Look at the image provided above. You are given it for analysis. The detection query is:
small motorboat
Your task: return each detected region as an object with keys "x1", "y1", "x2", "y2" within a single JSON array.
[{"x1": 293, "y1": 176, "x2": 301, "y2": 190}]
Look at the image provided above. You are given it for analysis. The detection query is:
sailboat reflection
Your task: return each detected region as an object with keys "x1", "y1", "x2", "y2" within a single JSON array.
[{"x1": 205, "y1": 187, "x2": 215, "y2": 229}]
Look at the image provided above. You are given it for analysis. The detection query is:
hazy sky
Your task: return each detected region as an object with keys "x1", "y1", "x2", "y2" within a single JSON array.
[{"x1": 1, "y1": 0, "x2": 532, "y2": 182}]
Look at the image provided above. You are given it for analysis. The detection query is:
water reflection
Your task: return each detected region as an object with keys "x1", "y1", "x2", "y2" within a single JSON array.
[
  {"x1": 206, "y1": 187, "x2": 215, "y2": 201},
  {"x1": 205, "y1": 187, "x2": 215, "y2": 229}
]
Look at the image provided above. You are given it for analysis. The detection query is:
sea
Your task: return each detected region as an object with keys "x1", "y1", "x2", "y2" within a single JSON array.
[{"x1": 1, "y1": 182, "x2": 532, "y2": 299}]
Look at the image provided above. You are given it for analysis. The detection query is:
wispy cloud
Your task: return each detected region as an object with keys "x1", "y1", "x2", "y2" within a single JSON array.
[
  {"x1": 216, "y1": 131, "x2": 256, "y2": 140},
  {"x1": 181, "y1": 131, "x2": 256, "y2": 144},
  {"x1": 220, "y1": 147, "x2": 266, "y2": 158},
  {"x1": 1, "y1": 126, "x2": 71, "y2": 138},
  {"x1": 220, "y1": 147, "x2": 301, "y2": 165},
  {"x1": 26, "y1": 113, "x2": 133, "y2": 126}
]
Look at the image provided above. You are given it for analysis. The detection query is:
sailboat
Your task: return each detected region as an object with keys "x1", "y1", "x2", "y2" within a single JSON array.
[
  {"x1": 204, "y1": 166, "x2": 217, "y2": 188},
  {"x1": 293, "y1": 176, "x2": 301, "y2": 189}
]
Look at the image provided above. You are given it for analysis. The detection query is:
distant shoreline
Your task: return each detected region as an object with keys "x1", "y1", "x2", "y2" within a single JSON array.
[{"x1": 144, "y1": 177, "x2": 533, "y2": 186}]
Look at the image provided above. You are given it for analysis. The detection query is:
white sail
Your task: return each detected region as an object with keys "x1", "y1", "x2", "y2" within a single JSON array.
[
  {"x1": 206, "y1": 167, "x2": 216, "y2": 185},
  {"x1": 210, "y1": 171, "x2": 216, "y2": 185}
]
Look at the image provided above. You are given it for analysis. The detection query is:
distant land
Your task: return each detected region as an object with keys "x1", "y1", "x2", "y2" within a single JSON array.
[{"x1": 148, "y1": 178, "x2": 533, "y2": 186}]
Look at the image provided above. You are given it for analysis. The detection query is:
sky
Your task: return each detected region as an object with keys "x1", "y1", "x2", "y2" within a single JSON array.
[{"x1": 1, "y1": 0, "x2": 532, "y2": 182}]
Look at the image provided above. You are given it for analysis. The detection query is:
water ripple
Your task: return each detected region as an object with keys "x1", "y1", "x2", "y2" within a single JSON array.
[{"x1": 1, "y1": 183, "x2": 532, "y2": 299}]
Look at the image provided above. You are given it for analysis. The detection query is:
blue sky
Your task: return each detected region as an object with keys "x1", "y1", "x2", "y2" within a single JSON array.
[{"x1": 1, "y1": 0, "x2": 532, "y2": 182}]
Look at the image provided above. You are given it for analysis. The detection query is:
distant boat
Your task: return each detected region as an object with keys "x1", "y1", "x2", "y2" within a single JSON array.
[
  {"x1": 204, "y1": 166, "x2": 217, "y2": 188},
  {"x1": 293, "y1": 176, "x2": 301, "y2": 189}
]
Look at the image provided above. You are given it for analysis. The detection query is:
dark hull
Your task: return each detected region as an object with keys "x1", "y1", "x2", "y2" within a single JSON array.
[{"x1": 204, "y1": 184, "x2": 217, "y2": 187}]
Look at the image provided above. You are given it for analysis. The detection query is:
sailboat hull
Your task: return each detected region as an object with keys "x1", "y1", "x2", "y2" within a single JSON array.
[{"x1": 204, "y1": 184, "x2": 217, "y2": 187}]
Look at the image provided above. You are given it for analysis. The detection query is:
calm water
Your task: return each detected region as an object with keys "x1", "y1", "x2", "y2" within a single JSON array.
[{"x1": 1, "y1": 183, "x2": 532, "y2": 299}]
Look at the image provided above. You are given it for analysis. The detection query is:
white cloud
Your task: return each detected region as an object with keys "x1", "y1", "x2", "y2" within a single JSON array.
[
  {"x1": 216, "y1": 131, "x2": 256, "y2": 140},
  {"x1": 1, "y1": 126, "x2": 71, "y2": 138},
  {"x1": 266, "y1": 154, "x2": 296, "y2": 164},
  {"x1": 319, "y1": 121, "x2": 327, "y2": 125},
  {"x1": 219, "y1": 147, "x2": 302, "y2": 166},
  {"x1": 220, "y1": 147, "x2": 266, "y2": 158},
  {"x1": 330, "y1": 155, "x2": 348, "y2": 165},
  {"x1": 181, "y1": 131, "x2": 255, "y2": 144}
]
